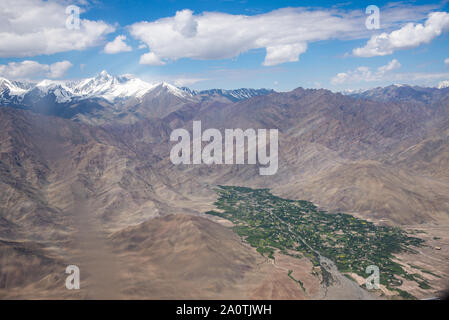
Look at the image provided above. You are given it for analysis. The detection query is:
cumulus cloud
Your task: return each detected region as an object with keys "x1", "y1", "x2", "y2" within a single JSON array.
[
  {"x1": 445, "y1": 58, "x2": 449, "y2": 65},
  {"x1": 0, "y1": 60, "x2": 73, "y2": 79},
  {"x1": 130, "y1": 8, "x2": 362, "y2": 66},
  {"x1": 104, "y1": 35, "x2": 132, "y2": 54},
  {"x1": 353, "y1": 12, "x2": 449, "y2": 57},
  {"x1": 331, "y1": 59, "x2": 401, "y2": 84},
  {"x1": 139, "y1": 52, "x2": 166, "y2": 66},
  {"x1": 173, "y1": 9, "x2": 198, "y2": 38},
  {"x1": 263, "y1": 43, "x2": 308, "y2": 66},
  {"x1": 48, "y1": 61, "x2": 73, "y2": 78},
  {"x1": 129, "y1": 4, "x2": 447, "y2": 67},
  {"x1": 0, "y1": 0, "x2": 115, "y2": 58}
]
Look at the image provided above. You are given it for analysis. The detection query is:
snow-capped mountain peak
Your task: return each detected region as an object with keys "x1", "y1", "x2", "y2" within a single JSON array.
[
  {"x1": 32, "y1": 80, "x2": 74, "y2": 102},
  {"x1": 340, "y1": 88, "x2": 368, "y2": 95},
  {"x1": 0, "y1": 77, "x2": 32, "y2": 96},
  {"x1": 437, "y1": 80, "x2": 449, "y2": 89},
  {"x1": 0, "y1": 71, "x2": 197, "y2": 105},
  {"x1": 179, "y1": 87, "x2": 274, "y2": 101},
  {"x1": 152, "y1": 81, "x2": 193, "y2": 99},
  {"x1": 71, "y1": 71, "x2": 161, "y2": 102},
  {"x1": 0, "y1": 71, "x2": 275, "y2": 109}
]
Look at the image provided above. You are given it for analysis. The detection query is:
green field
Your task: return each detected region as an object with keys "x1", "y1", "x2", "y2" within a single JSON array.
[{"x1": 206, "y1": 186, "x2": 427, "y2": 298}]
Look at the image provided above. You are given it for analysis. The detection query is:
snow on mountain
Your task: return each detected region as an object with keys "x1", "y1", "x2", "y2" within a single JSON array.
[
  {"x1": 72, "y1": 71, "x2": 160, "y2": 102},
  {"x1": 0, "y1": 71, "x2": 162, "y2": 104},
  {"x1": 437, "y1": 80, "x2": 449, "y2": 89},
  {"x1": 340, "y1": 88, "x2": 367, "y2": 95},
  {"x1": 179, "y1": 87, "x2": 274, "y2": 101},
  {"x1": 0, "y1": 71, "x2": 272, "y2": 106},
  {"x1": 202, "y1": 88, "x2": 274, "y2": 101},
  {"x1": 0, "y1": 77, "x2": 33, "y2": 97},
  {"x1": 151, "y1": 81, "x2": 193, "y2": 99},
  {"x1": 35, "y1": 79, "x2": 75, "y2": 102}
]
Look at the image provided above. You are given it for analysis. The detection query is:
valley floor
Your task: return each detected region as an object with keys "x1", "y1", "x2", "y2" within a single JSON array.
[{"x1": 1, "y1": 186, "x2": 447, "y2": 300}]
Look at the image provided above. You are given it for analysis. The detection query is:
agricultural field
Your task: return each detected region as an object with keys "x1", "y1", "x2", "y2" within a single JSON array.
[{"x1": 206, "y1": 186, "x2": 428, "y2": 298}]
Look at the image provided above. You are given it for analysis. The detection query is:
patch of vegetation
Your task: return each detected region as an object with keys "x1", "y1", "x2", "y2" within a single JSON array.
[
  {"x1": 408, "y1": 229, "x2": 426, "y2": 235},
  {"x1": 256, "y1": 246, "x2": 275, "y2": 259},
  {"x1": 410, "y1": 265, "x2": 441, "y2": 278},
  {"x1": 396, "y1": 289, "x2": 416, "y2": 300},
  {"x1": 418, "y1": 281, "x2": 431, "y2": 290},
  {"x1": 288, "y1": 270, "x2": 306, "y2": 292},
  {"x1": 206, "y1": 186, "x2": 426, "y2": 299}
]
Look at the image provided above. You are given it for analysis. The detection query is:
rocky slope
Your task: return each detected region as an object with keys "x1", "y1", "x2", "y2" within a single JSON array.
[{"x1": 0, "y1": 82, "x2": 448, "y2": 299}]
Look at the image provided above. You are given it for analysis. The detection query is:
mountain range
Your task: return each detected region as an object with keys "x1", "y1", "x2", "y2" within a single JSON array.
[
  {"x1": 0, "y1": 72, "x2": 448, "y2": 299},
  {"x1": 0, "y1": 71, "x2": 274, "y2": 125},
  {"x1": 346, "y1": 83, "x2": 449, "y2": 105}
]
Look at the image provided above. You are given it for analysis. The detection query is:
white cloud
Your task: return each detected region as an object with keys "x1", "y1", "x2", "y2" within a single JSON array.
[
  {"x1": 331, "y1": 59, "x2": 401, "y2": 84},
  {"x1": 263, "y1": 43, "x2": 307, "y2": 66},
  {"x1": 139, "y1": 52, "x2": 166, "y2": 66},
  {"x1": 445, "y1": 58, "x2": 449, "y2": 65},
  {"x1": 353, "y1": 11, "x2": 449, "y2": 57},
  {"x1": 0, "y1": 61, "x2": 48, "y2": 79},
  {"x1": 128, "y1": 4, "x2": 445, "y2": 67},
  {"x1": 104, "y1": 35, "x2": 132, "y2": 54},
  {"x1": 173, "y1": 77, "x2": 208, "y2": 87},
  {"x1": 173, "y1": 9, "x2": 198, "y2": 38},
  {"x1": 331, "y1": 59, "x2": 449, "y2": 87},
  {"x1": 377, "y1": 59, "x2": 401, "y2": 73},
  {"x1": 0, "y1": 60, "x2": 73, "y2": 79},
  {"x1": 48, "y1": 61, "x2": 73, "y2": 78},
  {"x1": 130, "y1": 8, "x2": 362, "y2": 66},
  {"x1": 0, "y1": 0, "x2": 115, "y2": 58}
]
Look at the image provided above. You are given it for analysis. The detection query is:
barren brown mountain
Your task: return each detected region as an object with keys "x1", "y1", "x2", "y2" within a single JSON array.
[{"x1": 0, "y1": 85, "x2": 448, "y2": 299}]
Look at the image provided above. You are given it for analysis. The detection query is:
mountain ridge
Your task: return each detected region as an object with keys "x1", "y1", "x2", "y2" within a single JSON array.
[
  {"x1": 0, "y1": 71, "x2": 274, "y2": 105},
  {"x1": 0, "y1": 71, "x2": 276, "y2": 124},
  {"x1": 1, "y1": 80, "x2": 449, "y2": 299}
]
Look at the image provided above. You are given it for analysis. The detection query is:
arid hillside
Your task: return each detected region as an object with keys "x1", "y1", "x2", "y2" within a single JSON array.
[{"x1": 0, "y1": 85, "x2": 448, "y2": 299}]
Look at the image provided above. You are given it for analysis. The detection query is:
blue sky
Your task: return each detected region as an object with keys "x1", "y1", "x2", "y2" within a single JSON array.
[{"x1": 1, "y1": 0, "x2": 449, "y2": 91}]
